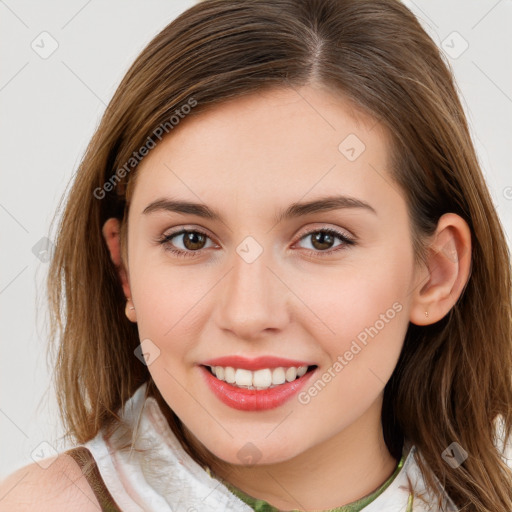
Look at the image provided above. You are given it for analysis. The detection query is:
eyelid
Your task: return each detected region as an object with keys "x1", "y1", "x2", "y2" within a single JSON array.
[
  {"x1": 158, "y1": 225, "x2": 219, "y2": 249},
  {"x1": 160, "y1": 224, "x2": 217, "y2": 241},
  {"x1": 157, "y1": 223, "x2": 357, "y2": 258},
  {"x1": 294, "y1": 223, "x2": 356, "y2": 242},
  {"x1": 292, "y1": 226, "x2": 356, "y2": 256},
  {"x1": 160, "y1": 222, "x2": 355, "y2": 242}
]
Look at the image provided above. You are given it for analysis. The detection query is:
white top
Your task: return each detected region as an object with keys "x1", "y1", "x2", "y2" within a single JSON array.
[{"x1": 80, "y1": 382, "x2": 510, "y2": 512}]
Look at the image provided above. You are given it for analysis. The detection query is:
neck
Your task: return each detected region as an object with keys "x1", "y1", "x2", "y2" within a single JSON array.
[{"x1": 210, "y1": 396, "x2": 399, "y2": 511}]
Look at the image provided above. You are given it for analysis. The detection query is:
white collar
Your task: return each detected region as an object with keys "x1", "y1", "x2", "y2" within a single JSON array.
[{"x1": 84, "y1": 382, "x2": 459, "y2": 511}]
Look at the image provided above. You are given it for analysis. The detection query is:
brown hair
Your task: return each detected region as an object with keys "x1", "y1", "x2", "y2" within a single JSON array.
[{"x1": 47, "y1": 0, "x2": 512, "y2": 509}]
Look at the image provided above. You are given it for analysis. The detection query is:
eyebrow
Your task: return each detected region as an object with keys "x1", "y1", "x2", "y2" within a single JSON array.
[{"x1": 142, "y1": 195, "x2": 377, "y2": 223}]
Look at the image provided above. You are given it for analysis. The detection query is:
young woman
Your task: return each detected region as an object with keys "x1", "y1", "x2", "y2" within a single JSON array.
[{"x1": 1, "y1": 0, "x2": 511, "y2": 510}]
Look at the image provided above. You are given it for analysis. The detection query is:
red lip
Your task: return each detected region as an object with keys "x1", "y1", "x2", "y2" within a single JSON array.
[
  {"x1": 199, "y1": 365, "x2": 316, "y2": 411},
  {"x1": 201, "y1": 355, "x2": 314, "y2": 371}
]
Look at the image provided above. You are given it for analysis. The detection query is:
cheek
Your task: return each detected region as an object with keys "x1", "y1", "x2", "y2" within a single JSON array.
[
  {"x1": 129, "y1": 257, "x2": 214, "y2": 355},
  {"x1": 291, "y1": 259, "x2": 410, "y2": 430},
  {"x1": 294, "y1": 245, "x2": 413, "y2": 375}
]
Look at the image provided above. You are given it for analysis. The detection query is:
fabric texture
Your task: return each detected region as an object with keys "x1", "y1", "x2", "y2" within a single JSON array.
[
  {"x1": 65, "y1": 446, "x2": 123, "y2": 512},
  {"x1": 69, "y1": 381, "x2": 468, "y2": 511},
  {"x1": 216, "y1": 450, "x2": 409, "y2": 511},
  {"x1": 64, "y1": 444, "x2": 409, "y2": 512}
]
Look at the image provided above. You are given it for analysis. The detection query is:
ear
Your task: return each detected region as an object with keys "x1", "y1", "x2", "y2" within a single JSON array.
[
  {"x1": 409, "y1": 213, "x2": 472, "y2": 326},
  {"x1": 102, "y1": 217, "x2": 136, "y2": 323}
]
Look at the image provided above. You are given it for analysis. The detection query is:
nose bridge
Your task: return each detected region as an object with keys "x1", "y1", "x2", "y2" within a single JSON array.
[{"x1": 216, "y1": 234, "x2": 288, "y2": 337}]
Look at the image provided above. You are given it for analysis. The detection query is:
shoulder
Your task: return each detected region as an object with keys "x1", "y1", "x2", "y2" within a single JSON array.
[{"x1": 0, "y1": 453, "x2": 100, "y2": 512}]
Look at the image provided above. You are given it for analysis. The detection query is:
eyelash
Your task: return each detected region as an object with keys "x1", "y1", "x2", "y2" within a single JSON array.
[{"x1": 157, "y1": 227, "x2": 356, "y2": 259}]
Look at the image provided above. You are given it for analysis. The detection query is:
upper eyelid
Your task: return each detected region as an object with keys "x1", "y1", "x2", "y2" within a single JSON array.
[
  {"x1": 161, "y1": 226, "x2": 218, "y2": 244},
  {"x1": 161, "y1": 224, "x2": 355, "y2": 246},
  {"x1": 295, "y1": 223, "x2": 355, "y2": 240}
]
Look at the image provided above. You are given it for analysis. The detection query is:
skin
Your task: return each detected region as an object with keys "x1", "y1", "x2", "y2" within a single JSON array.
[
  {"x1": 0, "y1": 452, "x2": 102, "y2": 511},
  {"x1": 102, "y1": 83, "x2": 471, "y2": 510}
]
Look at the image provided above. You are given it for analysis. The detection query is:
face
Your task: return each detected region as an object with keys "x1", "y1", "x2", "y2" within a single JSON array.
[{"x1": 123, "y1": 84, "x2": 416, "y2": 466}]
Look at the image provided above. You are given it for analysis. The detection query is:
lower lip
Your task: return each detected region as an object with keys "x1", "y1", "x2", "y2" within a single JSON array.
[{"x1": 199, "y1": 365, "x2": 316, "y2": 411}]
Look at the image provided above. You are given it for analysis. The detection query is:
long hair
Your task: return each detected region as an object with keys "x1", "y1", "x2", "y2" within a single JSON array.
[{"x1": 47, "y1": 0, "x2": 512, "y2": 509}]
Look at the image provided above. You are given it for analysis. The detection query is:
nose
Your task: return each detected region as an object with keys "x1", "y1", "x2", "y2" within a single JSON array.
[{"x1": 214, "y1": 242, "x2": 290, "y2": 340}]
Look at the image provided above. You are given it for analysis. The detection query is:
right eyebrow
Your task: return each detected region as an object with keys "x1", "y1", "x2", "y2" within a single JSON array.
[{"x1": 142, "y1": 199, "x2": 220, "y2": 220}]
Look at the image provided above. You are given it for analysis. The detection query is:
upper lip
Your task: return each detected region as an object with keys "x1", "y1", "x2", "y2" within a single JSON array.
[{"x1": 200, "y1": 355, "x2": 315, "y2": 371}]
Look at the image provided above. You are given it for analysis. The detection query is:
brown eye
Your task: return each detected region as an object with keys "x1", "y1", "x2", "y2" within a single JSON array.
[
  {"x1": 181, "y1": 231, "x2": 207, "y2": 250},
  {"x1": 159, "y1": 229, "x2": 215, "y2": 258},
  {"x1": 296, "y1": 228, "x2": 356, "y2": 256},
  {"x1": 310, "y1": 231, "x2": 337, "y2": 250}
]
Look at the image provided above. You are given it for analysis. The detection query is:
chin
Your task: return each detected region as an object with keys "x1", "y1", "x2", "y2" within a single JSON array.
[{"x1": 199, "y1": 435, "x2": 302, "y2": 467}]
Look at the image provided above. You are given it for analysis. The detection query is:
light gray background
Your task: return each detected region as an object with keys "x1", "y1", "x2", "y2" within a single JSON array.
[{"x1": 1, "y1": 0, "x2": 511, "y2": 479}]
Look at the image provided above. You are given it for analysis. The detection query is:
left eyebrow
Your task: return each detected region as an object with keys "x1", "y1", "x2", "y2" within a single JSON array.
[
  {"x1": 141, "y1": 194, "x2": 377, "y2": 223},
  {"x1": 275, "y1": 195, "x2": 377, "y2": 223}
]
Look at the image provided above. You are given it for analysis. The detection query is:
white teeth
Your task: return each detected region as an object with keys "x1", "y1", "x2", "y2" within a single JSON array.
[
  {"x1": 224, "y1": 366, "x2": 236, "y2": 383},
  {"x1": 253, "y1": 369, "x2": 272, "y2": 388},
  {"x1": 285, "y1": 367, "x2": 297, "y2": 382},
  {"x1": 235, "y1": 368, "x2": 253, "y2": 387},
  {"x1": 297, "y1": 366, "x2": 307, "y2": 377},
  {"x1": 272, "y1": 367, "x2": 286, "y2": 385},
  {"x1": 208, "y1": 365, "x2": 312, "y2": 389}
]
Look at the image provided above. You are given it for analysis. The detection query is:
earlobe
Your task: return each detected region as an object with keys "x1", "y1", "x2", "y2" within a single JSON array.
[
  {"x1": 409, "y1": 213, "x2": 472, "y2": 326},
  {"x1": 125, "y1": 297, "x2": 137, "y2": 323},
  {"x1": 102, "y1": 217, "x2": 137, "y2": 322}
]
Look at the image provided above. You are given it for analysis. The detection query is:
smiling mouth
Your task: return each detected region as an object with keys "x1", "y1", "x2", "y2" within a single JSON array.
[{"x1": 203, "y1": 364, "x2": 317, "y2": 390}]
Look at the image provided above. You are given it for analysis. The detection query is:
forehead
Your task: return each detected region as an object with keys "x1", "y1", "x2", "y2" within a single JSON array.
[{"x1": 129, "y1": 85, "x2": 396, "y2": 216}]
